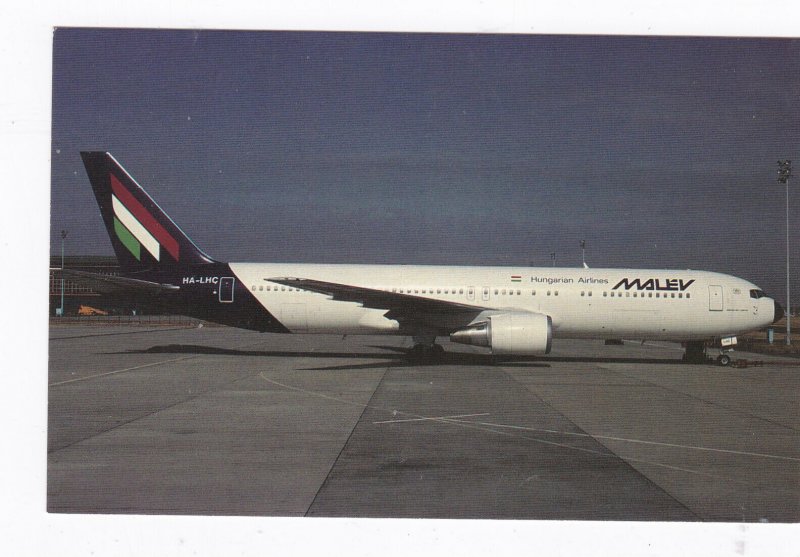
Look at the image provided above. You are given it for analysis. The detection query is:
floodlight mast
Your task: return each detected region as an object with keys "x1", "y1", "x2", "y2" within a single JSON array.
[
  {"x1": 581, "y1": 239, "x2": 586, "y2": 268},
  {"x1": 778, "y1": 160, "x2": 792, "y2": 345},
  {"x1": 60, "y1": 229, "x2": 68, "y2": 317}
]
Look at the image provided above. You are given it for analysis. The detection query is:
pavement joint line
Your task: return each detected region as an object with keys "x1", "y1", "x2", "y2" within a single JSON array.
[
  {"x1": 373, "y1": 412, "x2": 490, "y2": 424},
  {"x1": 48, "y1": 339, "x2": 274, "y2": 454},
  {"x1": 48, "y1": 366, "x2": 267, "y2": 455},
  {"x1": 49, "y1": 338, "x2": 273, "y2": 387},
  {"x1": 435, "y1": 416, "x2": 777, "y2": 491},
  {"x1": 49, "y1": 355, "x2": 200, "y2": 387},
  {"x1": 49, "y1": 326, "x2": 196, "y2": 341},
  {"x1": 303, "y1": 361, "x2": 391, "y2": 516},
  {"x1": 258, "y1": 373, "x2": 487, "y2": 426},
  {"x1": 499, "y1": 365, "x2": 702, "y2": 518},
  {"x1": 444, "y1": 419, "x2": 800, "y2": 463},
  {"x1": 600, "y1": 365, "x2": 800, "y2": 433},
  {"x1": 501, "y1": 367, "x2": 798, "y2": 494}
]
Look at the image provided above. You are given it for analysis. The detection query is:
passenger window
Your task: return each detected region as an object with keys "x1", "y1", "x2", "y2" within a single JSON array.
[{"x1": 687, "y1": 293, "x2": 691, "y2": 299}]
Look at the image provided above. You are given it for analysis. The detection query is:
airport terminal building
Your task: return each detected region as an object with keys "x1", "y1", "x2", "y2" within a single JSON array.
[{"x1": 49, "y1": 255, "x2": 123, "y2": 316}]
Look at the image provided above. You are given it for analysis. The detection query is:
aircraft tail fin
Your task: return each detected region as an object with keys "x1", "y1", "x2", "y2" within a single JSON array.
[{"x1": 80, "y1": 152, "x2": 217, "y2": 274}]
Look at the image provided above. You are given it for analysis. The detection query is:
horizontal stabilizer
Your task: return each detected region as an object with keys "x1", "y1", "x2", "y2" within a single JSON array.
[{"x1": 53, "y1": 268, "x2": 180, "y2": 296}]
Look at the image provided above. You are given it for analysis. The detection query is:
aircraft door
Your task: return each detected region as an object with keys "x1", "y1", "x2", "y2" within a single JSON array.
[
  {"x1": 708, "y1": 285, "x2": 723, "y2": 311},
  {"x1": 467, "y1": 286, "x2": 475, "y2": 301},
  {"x1": 219, "y1": 277, "x2": 235, "y2": 303},
  {"x1": 482, "y1": 286, "x2": 490, "y2": 301}
]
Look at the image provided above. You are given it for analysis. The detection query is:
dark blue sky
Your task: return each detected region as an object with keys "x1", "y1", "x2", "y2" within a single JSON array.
[{"x1": 50, "y1": 29, "x2": 799, "y2": 302}]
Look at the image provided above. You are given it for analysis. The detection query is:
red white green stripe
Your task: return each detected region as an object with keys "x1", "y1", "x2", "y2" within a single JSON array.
[
  {"x1": 511, "y1": 275, "x2": 522, "y2": 282},
  {"x1": 112, "y1": 194, "x2": 160, "y2": 260},
  {"x1": 113, "y1": 215, "x2": 141, "y2": 260},
  {"x1": 109, "y1": 173, "x2": 180, "y2": 262}
]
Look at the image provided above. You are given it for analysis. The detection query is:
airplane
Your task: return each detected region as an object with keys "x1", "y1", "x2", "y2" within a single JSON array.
[{"x1": 64, "y1": 151, "x2": 783, "y2": 366}]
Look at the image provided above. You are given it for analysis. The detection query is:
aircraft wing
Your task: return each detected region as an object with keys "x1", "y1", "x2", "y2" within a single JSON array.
[
  {"x1": 267, "y1": 277, "x2": 485, "y2": 324},
  {"x1": 53, "y1": 268, "x2": 180, "y2": 296}
]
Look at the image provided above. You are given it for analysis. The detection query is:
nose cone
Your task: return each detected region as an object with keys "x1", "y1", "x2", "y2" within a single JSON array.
[{"x1": 773, "y1": 300, "x2": 784, "y2": 324}]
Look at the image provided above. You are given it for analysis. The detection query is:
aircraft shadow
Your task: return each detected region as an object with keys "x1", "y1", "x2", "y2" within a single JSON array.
[
  {"x1": 368, "y1": 345, "x2": 685, "y2": 365},
  {"x1": 109, "y1": 343, "x2": 549, "y2": 369},
  {"x1": 107, "y1": 343, "x2": 686, "y2": 370}
]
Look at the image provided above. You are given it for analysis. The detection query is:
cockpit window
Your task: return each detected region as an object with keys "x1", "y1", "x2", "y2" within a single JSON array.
[{"x1": 750, "y1": 289, "x2": 767, "y2": 299}]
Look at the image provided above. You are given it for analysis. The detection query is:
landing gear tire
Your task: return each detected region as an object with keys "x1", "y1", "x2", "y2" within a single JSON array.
[
  {"x1": 407, "y1": 343, "x2": 445, "y2": 361},
  {"x1": 717, "y1": 353, "x2": 732, "y2": 367}
]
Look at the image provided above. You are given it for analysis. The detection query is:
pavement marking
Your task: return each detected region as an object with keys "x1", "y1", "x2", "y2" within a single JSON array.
[
  {"x1": 373, "y1": 412, "x2": 490, "y2": 424},
  {"x1": 445, "y1": 419, "x2": 800, "y2": 463},
  {"x1": 49, "y1": 355, "x2": 199, "y2": 387},
  {"x1": 49, "y1": 326, "x2": 195, "y2": 341}
]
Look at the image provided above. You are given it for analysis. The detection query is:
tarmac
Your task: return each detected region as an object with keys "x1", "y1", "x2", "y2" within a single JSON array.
[{"x1": 47, "y1": 324, "x2": 800, "y2": 521}]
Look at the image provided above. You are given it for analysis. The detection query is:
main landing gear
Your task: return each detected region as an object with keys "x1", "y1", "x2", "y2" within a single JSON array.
[{"x1": 407, "y1": 334, "x2": 446, "y2": 361}]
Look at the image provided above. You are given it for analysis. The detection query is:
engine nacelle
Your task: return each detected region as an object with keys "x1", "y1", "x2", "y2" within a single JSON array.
[{"x1": 450, "y1": 312, "x2": 552, "y2": 355}]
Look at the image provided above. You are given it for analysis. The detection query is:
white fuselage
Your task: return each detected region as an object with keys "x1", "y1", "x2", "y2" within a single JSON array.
[{"x1": 230, "y1": 264, "x2": 774, "y2": 341}]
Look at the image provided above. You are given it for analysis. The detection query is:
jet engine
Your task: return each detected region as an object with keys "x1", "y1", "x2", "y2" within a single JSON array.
[{"x1": 449, "y1": 312, "x2": 552, "y2": 355}]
